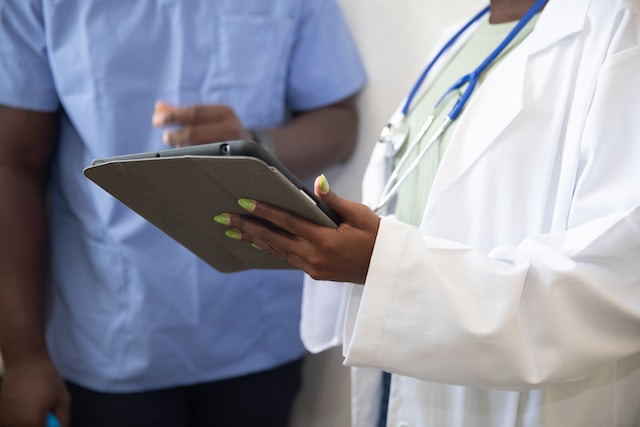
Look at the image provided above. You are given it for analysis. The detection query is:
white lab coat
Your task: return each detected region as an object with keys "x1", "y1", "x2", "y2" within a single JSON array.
[{"x1": 301, "y1": 0, "x2": 640, "y2": 425}]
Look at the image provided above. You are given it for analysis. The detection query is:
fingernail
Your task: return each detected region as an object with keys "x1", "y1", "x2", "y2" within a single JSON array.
[
  {"x1": 225, "y1": 229, "x2": 242, "y2": 240},
  {"x1": 213, "y1": 214, "x2": 230, "y2": 225},
  {"x1": 238, "y1": 198, "x2": 256, "y2": 212},
  {"x1": 251, "y1": 243, "x2": 262, "y2": 250},
  {"x1": 318, "y1": 174, "x2": 330, "y2": 194},
  {"x1": 162, "y1": 131, "x2": 170, "y2": 145},
  {"x1": 155, "y1": 100, "x2": 170, "y2": 111},
  {"x1": 152, "y1": 112, "x2": 168, "y2": 126}
]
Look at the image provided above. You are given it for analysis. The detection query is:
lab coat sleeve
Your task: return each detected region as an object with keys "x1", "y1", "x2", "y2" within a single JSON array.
[
  {"x1": 300, "y1": 275, "x2": 351, "y2": 353},
  {"x1": 344, "y1": 208, "x2": 640, "y2": 390},
  {"x1": 342, "y1": 9, "x2": 640, "y2": 390}
]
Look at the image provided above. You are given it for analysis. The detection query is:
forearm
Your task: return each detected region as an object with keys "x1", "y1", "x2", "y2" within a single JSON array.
[
  {"x1": 0, "y1": 168, "x2": 50, "y2": 367},
  {"x1": 265, "y1": 95, "x2": 360, "y2": 179},
  {"x1": 0, "y1": 107, "x2": 57, "y2": 368}
]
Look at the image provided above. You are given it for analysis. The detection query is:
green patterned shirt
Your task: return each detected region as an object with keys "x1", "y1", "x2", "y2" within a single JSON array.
[{"x1": 393, "y1": 16, "x2": 538, "y2": 226}]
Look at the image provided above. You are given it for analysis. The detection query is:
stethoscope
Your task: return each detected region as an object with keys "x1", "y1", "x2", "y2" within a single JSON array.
[{"x1": 374, "y1": 0, "x2": 548, "y2": 213}]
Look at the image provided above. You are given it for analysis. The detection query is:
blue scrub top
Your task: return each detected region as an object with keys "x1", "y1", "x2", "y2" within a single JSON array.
[{"x1": 0, "y1": 0, "x2": 366, "y2": 392}]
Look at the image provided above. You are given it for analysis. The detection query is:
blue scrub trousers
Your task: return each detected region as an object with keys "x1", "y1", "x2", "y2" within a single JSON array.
[{"x1": 65, "y1": 358, "x2": 303, "y2": 427}]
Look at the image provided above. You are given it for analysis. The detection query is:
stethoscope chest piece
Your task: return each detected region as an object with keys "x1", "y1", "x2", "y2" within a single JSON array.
[{"x1": 378, "y1": 114, "x2": 410, "y2": 157}]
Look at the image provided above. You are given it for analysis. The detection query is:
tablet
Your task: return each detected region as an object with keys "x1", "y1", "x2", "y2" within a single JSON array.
[{"x1": 83, "y1": 140, "x2": 341, "y2": 272}]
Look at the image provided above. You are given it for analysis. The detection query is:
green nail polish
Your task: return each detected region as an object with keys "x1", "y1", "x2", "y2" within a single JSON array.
[
  {"x1": 238, "y1": 198, "x2": 256, "y2": 211},
  {"x1": 213, "y1": 214, "x2": 230, "y2": 225},
  {"x1": 225, "y1": 229, "x2": 241, "y2": 240},
  {"x1": 319, "y1": 174, "x2": 330, "y2": 194},
  {"x1": 251, "y1": 243, "x2": 262, "y2": 250}
]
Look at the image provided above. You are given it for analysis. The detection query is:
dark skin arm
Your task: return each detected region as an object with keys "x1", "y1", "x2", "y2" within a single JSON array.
[
  {"x1": 152, "y1": 94, "x2": 360, "y2": 179},
  {"x1": 0, "y1": 106, "x2": 70, "y2": 427}
]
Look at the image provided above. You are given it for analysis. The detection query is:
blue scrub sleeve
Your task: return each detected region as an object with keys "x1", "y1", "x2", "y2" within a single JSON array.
[
  {"x1": 286, "y1": 0, "x2": 366, "y2": 111},
  {"x1": 0, "y1": 0, "x2": 59, "y2": 111}
]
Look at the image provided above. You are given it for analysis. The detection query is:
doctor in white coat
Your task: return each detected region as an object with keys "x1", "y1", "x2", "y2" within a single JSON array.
[{"x1": 217, "y1": 0, "x2": 640, "y2": 425}]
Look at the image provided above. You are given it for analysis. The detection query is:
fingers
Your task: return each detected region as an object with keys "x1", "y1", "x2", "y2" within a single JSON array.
[
  {"x1": 314, "y1": 174, "x2": 380, "y2": 229},
  {"x1": 154, "y1": 100, "x2": 173, "y2": 113},
  {"x1": 221, "y1": 207, "x2": 374, "y2": 284},
  {"x1": 152, "y1": 103, "x2": 233, "y2": 127},
  {"x1": 229, "y1": 175, "x2": 381, "y2": 243},
  {"x1": 214, "y1": 179, "x2": 381, "y2": 284},
  {"x1": 152, "y1": 102, "x2": 252, "y2": 146},
  {"x1": 220, "y1": 212, "x2": 310, "y2": 262},
  {"x1": 52, "y1": 385, "x2": 72, "y2": 427},
  {"x1": 314, "y1": 173, "x2": 334, "y2": 202},
  {"x1": 214, "y1": 197, "x2": 326, "y2": 260},
  {"x1": 151, "y1": 100, "x2": 175, "y2": 126},
  {"x1": 162, "y1": 122, "x2": 239, "y2": 147},
  {"x1": 236, "y1": 198, "x2": 323, "y2": 243}
]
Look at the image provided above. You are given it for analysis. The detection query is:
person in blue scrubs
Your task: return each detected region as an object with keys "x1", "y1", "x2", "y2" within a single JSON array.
[{"x1": 0, "y1": 1, "x2": 366, "y2": 426}]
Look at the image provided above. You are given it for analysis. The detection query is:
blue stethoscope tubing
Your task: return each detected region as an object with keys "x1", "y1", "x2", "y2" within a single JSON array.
[
  {"x1": 399, "y1": 5, "x2": 490, "y2": 117},
  {"x1": 375, "y1": 0, "x2": 548, "y2": 212}
]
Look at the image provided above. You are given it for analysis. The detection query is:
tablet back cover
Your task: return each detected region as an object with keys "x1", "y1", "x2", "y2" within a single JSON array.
[{"x1": 83, "y1": 156, "x2": 337, "y2": 272}]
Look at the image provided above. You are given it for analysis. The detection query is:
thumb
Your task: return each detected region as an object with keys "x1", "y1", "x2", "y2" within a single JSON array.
[{"x1": 313, "y1": 174, "x2": 360, "y2": 223}]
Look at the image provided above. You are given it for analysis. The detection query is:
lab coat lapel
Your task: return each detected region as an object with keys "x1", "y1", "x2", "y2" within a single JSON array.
[{"x1": 424, "y1": 0, "x2": 588, "y2": 216}]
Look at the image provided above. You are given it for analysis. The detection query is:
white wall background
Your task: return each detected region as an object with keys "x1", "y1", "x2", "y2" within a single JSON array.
[{"x1": 289, "y1": 0, "x2": 483, "y2": 426}]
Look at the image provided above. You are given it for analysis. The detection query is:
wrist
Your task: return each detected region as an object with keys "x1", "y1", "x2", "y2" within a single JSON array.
[{"x1": 1, "y1": 327, "x2": 49, "y2": 369}]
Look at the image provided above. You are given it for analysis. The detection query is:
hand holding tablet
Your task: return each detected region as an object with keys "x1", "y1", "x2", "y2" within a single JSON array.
[{"x1": 83, "y1": 141, "x2": 340, "y2": 272}]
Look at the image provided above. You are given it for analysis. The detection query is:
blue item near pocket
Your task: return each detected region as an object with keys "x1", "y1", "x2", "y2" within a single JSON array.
[{"x1": 46, "y1": 413, "x2": 61, "y2": 427}]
